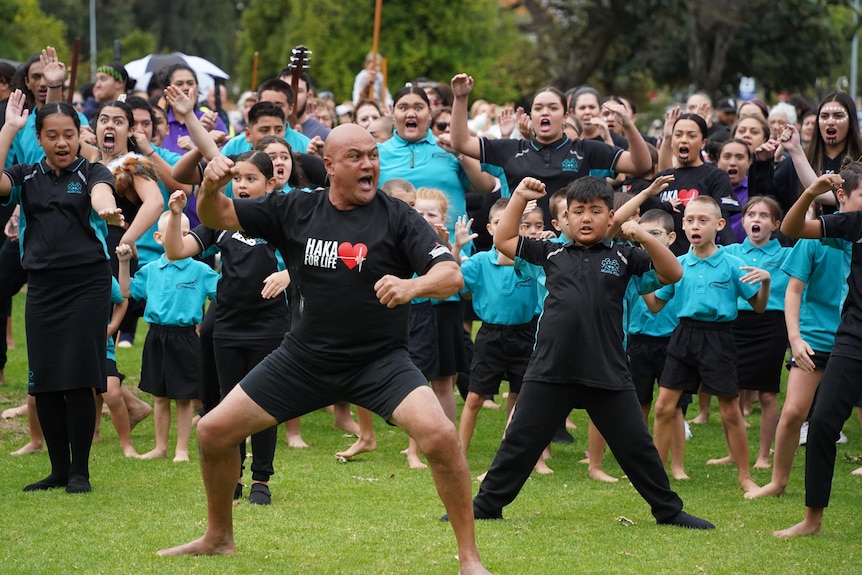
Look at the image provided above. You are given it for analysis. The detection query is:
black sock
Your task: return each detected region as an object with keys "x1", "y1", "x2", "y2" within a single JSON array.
[
  {"x1": 34, "y1": 392, "x2": 71, "y2": 482},
  {"x1": 658, "y1": 510, "x2": 715, "y2": 530},
  {"x1": 65, "y1": 388, "x2": 96, "y2": 480}
]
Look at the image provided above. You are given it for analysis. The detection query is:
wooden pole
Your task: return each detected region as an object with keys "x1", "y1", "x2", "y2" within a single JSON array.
[
  {"x1": 371, "y1": 0, "x2": 383, "y2": 103},
  {"x1": 67, "y1": 38, "x2": 81, "y2": 104},
  {"x1": 251, "y1": 51, "x2": 260, "y2": 92}
]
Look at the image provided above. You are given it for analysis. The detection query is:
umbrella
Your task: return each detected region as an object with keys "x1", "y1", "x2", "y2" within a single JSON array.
[{"x1": 125, "y1": 52, "x2": 229, "y2": 102}]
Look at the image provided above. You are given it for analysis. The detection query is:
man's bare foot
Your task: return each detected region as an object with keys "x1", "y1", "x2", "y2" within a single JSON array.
[
  {"x1": 852, "y1": 466, "x2": 862, "y2": 476},
  {"x1": 534, "y1": 460, "x2": 554, "y2": 475},
  {"x1": 706, "y1": 455, "x2": 735, "y2": 465},
  {"x1": 157, "y1": 534, "x2": 237, "y2": 556},
  {"x1": 2, "y1": 405, "x2": 27, "y2": 419},
  {"x1": 11, "y1": 441, "x2": 42, "y2": 455},
  {"x1": 333, "y1": 417, "x2": 360, "y2": 435},
  {"x1": 671, "y1": 469, "x2": 691, "y2": 480},
  {"x1": 173, "y1": 451, "x2": 190, "y2": 462},
  {"x1": 335, "y1": 436, "x2": 376, "y2": 458},
  {"x1": 588, "y1": 468, "x2": 618, "y2": 482},
  {"x1": 754, "y1": 457, "x2": 771, "y2": 469},
  {"x1": 773, "y1": 520, "x2": 821, "y2": 538},
  {"x1": 744, "y1": 481, "x2": 786, "y2": 499},
  {"x1": 406, "y1": 453, "x2": 427, "y2": 470},
  {"x1": 128, "y1": 399, "x2": 152, "y2": 431},
  {"x1": 482, "y1": 399, "x2": 501, "y2": 410},
  {"x1": 139, "y1": 448, "x2": 168, "y2": 460},
  {"x1": 689, "y1": 413, "x2": 709, "y2": 424},
  {"x1": 739, "y1": 477, "x2": 759, "y2": 493},
  {"x1": 286, "y1": 434, "x2": 309, "y2": 448}
]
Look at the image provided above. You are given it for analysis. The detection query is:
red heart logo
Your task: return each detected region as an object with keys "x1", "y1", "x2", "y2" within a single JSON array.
[
  {"x1": 338, "y1": 242, "x2": 368, "y2": 270},
  {"x1": 678, "y1": 188, "x2": 699, "y2": 205}
]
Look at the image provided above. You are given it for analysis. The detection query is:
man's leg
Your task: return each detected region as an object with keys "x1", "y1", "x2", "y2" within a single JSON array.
[
  {"x1": 157, "y1": 386, "x2": 278, "y2": 556},
  {"x1": 390, "y1": 385, "x2": 490, "y2": 575}
]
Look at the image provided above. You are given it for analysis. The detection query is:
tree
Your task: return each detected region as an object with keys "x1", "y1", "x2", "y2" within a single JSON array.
[{"x1": 0, "y1": 0, "x2": 67, "y2": 62}]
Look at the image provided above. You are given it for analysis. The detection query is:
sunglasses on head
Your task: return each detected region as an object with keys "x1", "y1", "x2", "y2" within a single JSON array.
[{"x1": 435, "y1": 121, "x2": 450, "y2": 131}]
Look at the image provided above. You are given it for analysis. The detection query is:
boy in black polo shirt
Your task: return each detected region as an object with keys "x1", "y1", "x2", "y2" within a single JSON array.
[{"x1": 463, "y1": 176, "x2": 713, "y2": 529}]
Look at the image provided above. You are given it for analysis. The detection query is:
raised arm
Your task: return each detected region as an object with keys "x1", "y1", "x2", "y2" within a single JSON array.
[
  {"x1": 620, "y1": 220, "x2": 682, "y2": 286},
  {"x1": 0, "y1": 90, "x2": 27, "y2": 195},
  {"x1": 493, "y1": 177, "x2": 546, "y2": 260},
  {"x1": 163, "y1": 190, "x2": 204, "y2": 260},
  {"x1": 608, "y1": 174, "x2": 674, "y2": 238},
  {"x1": 449, "y1": 74, "x2": 482, "y2": 160},
  {"x1": 610, "y1": 103, "x2": 651, "y2": 176},
  {"x1": 116, "y1": 244, "x2": 134, "y2": 298},
  {"x1": 164, "y1": 86, "x2": 221, "y2": 161},
  {"x1": 657, "y1": 106, "x2": 681, "y2": 172},
  {"x1": 41, "y1": 47, "x2": 66, "y2": 105},
  {"x1": 197, "y1": 155, "x2": 242, "y2": 231},
  {"x1": 781, "y1": 173, "x2": 844, "y2": 239}
]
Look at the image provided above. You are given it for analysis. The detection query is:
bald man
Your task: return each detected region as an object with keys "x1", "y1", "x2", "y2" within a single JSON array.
[{"x1": 158, "y1": 124, "x2": 493, "y2": 575}]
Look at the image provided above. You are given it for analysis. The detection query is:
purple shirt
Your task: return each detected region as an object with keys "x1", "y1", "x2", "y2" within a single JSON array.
[
  {"x1": 729, "y1": 176, "x2": 749, "y2": 242},
  {"x1": 162, "y1": 107, "x2": 227, "y2": 155}
]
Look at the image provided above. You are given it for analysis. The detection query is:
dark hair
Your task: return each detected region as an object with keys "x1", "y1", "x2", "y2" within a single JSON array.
[
  {"x1": 673, "y1": 113, "x2": 708, "y2": 140},
  {"x1": 393, "y1": 85, "x2": 431, "y2": 108},
  {"x1": 840, "y1": 161, "x2": 862, "y2": 198},
  {"x1": 257, "y1": 78, "x2": 295, "y2": 105},
  {"x1": 613, "y1": 191, "x2": 634, "y2": 211},
  {"x1": 742, "y1": 195, "x2": 783, "y2": 221},
  {"x1": 533, "y1": 86, "x2": 567, "y2": 109},
  {"x1": 639, "y1": 208, "x2": 674, "y2": 233},
  {"x1": 489, "y1": 197, "x2": 509, "y2": 219},
  {"x1": 719, "y1": 137, "x2": 754, "y2": 160},
  {"x1": 548, "y1": 188, "x2": 569, "y2": 221},
  {"x1": 566, "y1": 176, "x2": 614, "y2": 210},
  {"x1": 232, "y1": 150, "x2": 274, "y2": 181},
  {"x1": 94, "y1": 100, "x2": 139, "y2": 153},
  {"x1": 732, "y1": 114, "x2": 771, "y2": 142},
  {"x1": 254, "y1": 135, "x2": 309, "y2": 188},
  {"x1": 738, "y1": 98, "x2": 769, "y2": 118},
  {"x1": 431, "y1": 106, "x2": 452, "y2": 124},
  {"x1": 35, "y1": 102, "x2": 80, "y2": 135},
  {"x1": 98, "y1": 62, "x2": 132, "y2": 92},
  {"x1": 248, "y1": 101, "x2": 285, "y2": 125},
  {"x1": 571, "y1": 87, "x2": 600, "y2": 109},
  {"x1": 425, "y1": 83, "x2": 453, "y2": 108},
  {"x1": 162, "y1": 63, "x2": 198, "y2": 88},
  {"x1": 806, "y1": 92, "x2": 862, "y2": 182},
  {"x1": 124, "y1": 95, "x2": 157, "y2": 139},
  {"x1": 17, "y1": 54, "x2": 43, "y2": 109}
]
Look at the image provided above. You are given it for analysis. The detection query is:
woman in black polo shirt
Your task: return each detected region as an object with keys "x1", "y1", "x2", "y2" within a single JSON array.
[
  {"x1": 450, "y1": 74, "x2": 652, "y2": 228},
  {"x1": 0, "y1": 91, "x2": 123, "y2": 494}
]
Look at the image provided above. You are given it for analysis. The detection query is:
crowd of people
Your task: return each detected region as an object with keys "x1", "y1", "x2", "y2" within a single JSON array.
[{"x1": 2, "y1": 45, "x2": 862, "y2": 569}]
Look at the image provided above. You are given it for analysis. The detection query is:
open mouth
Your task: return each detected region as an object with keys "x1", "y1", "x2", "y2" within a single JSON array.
[
  {"x1": 102, "y1": 132, "x2": 116, "y2": 153},
  {"x1": 678, "y1": 146, "x2": 690, "y2": 162},
  {"x1": 751, "y1": 224, "x2": 761, "y2": 234},
  {"x1": 276, "y1": 167, "x2": 286, "y2": 179},
  {"x1": 727, "y1": 168, "x2": 738, "y2": 177},
  {"x1": 540, "y1": 118, "x2": 551, "y2": 129},
  {"x1": 358, "y1": 176, "x2": 374, "y2": 191},
  {"x1": 405, "y1": 120, "x2": 418, "y2": 130},
  {"x1": 825, "y1": 128, "x2": 838, "y2": 141},
  {"x1": 238, "y1": 191, "x2": 251, "y2": 198},
  {"x1": 690, "y1": 233, "x2": 702, "y2": 242}
]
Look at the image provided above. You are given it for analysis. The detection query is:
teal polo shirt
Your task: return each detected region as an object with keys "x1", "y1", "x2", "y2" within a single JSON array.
[
  {"x1": 625, "y1": 270, "x2": 680, "y2": 338},
  {"x1": 379, "y1": 131, "x2": 471, "y2": 240},
  {"x1": 461, "y1": 247, "x2": 539, "y2": 325},
  {"x1": 107, "y1": 277, "x2": 124, "y2": 363},
  {"x1": 135, "y1": 146, "x2": 183, "y2": 266},
  {"x1": 220, "y1": 125, "x2": 311, "y2": 157},
  {"x1": 780, "y1": 238, "x2": 849, "y2": 352},
  {"x1": 130, "y1": 254, "x2": 219, "y2": 326},
  {"x1": 723, "y1": 238, "x2": 790, "y2": 312},
  {"x1": 655, "y1": 247, "x2": 759, "y2": 322}
]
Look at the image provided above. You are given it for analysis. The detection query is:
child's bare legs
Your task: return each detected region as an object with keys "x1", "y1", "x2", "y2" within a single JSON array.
[
  {"x1": 430, "y1": 374, "x2": 457, "y2": 422},
  {"x1": 103, "y1": 375, "x2": 138, "y2": 457},
  {"x1": 774, "y1": 506, "x2": 823, "y2": 538},
  {"x1": 670, "y1": 408, "x2": 689, "y2": 480},
  {"x1": 754, "y1": 391, "x2": 778, "y2": 469},
  {"x1": 746, "y1": 368, "x2": 820, "y2": 499},
  {"x1": 332, "y1": 402, "x2": 360, "y2": 434},
  {"x1": 505, "y1": 391, "x2": 518, "y2": 418},
  {"x1": 583, "y1": 420, "x2": 617, "y2": 482},
  {"x1": 458, "y1": 392, "x2": 484, "y2": 456},
  {"x1": 174, "y1": 399, "x2": 193, "y2": 462},
  {"x1": 284, "y1": 417, "x2": 308, "y2": 448},
  {"x1": 690, "y1": 390, "x2": 711, "y2": 424},
  {"x1": 740, "y1": 389, "x2": 755, "y2": 417},
  {"x1": 653, "y1": 387, "x2": 683, "y2": 470},
  {"x1": 406, "y1": 436, "x2": 426, "y2": 469},
  {"x1": 335, "y1": 407, "x2": 376, "y2": 458},
  {"x1": 140, "y1": 396, "x2": 170, "y2": 459},
  {"x1": 93, "y1": 393, "x2": 103, "y2": 442},
  {"x1": 11, "y1": 395, "x2": 43, "y2": 455},
  {"x1": 714, "y1": 395, "x2": 756, "y2": 491},
  {"x1": 122, "y1": 386, "x2": 152, "y2": 430}
]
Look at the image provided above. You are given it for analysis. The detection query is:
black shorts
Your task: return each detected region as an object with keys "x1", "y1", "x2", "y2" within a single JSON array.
[
  {"x1": 660, "y1": 319, "x2": 739, "y2": 398},
  {"x1": 734, "y1": 310, "x2": 787, "y2": 393},
  {"x1": 105, "y1": 358, "x2": 122, "y2": 380},
  {"x1": 433, "y1": 300, "x2": 468, "y2": 377},
  {"x1": 627, "y1": 334, "x2": 671, "y2": 405},
  {"x1": 140, "y1": 324, "x2": 200, "y2": 400},
  {"x1": 469, "y1": 319, "x2": 536, "y2": 396},
  {"x1": 786, "y1": 349, "x2": 831, "y2": 372},
  {"x1": 408, "y1": 301, "x2": 439, "y2": 381},
  {"x1": 240, "y1": 342, "x2": 428, "y2": 424}
]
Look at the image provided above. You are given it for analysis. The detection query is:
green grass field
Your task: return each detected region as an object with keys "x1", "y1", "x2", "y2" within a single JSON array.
[{"x1": 1, "y1": 292, "x2": 862, "y2": 574}]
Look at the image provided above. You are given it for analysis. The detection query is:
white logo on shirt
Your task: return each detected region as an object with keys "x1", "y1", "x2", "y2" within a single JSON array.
[{"x1": 304, "y1": 238, "x2": 338, "y2": 269}]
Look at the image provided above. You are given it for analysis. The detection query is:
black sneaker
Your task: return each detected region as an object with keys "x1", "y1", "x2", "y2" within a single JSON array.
[
  {"x1": 248, "y1": 483, "x2": 271, "y2": 505},
  {"x1": 233, "y1": 482, "x2": 243, "y2": 500}
]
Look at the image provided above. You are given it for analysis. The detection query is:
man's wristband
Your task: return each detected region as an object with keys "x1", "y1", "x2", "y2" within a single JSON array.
[{"x1": 47, "y1": 84, "x2": 63, "y2": 89}]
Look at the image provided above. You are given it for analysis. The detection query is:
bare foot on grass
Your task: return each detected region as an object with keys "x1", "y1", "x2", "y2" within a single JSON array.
[
  {"x1": 2, "y1": 404, "x2": 27, "y2": 419},
  {"x1": 139, "y1": 448, "x2": 168, "y2": 460},
  {"x1": 565, "y1": 416, "x2": 577, "y2": 431},
  {"x1": 671, "y1": 466, "x2": 690, "y2": 480},
  {"x1": 706, "y1": 455, "x2": 735, "y2": 465},
  {"x1": 754, "y1": 457, "x2": 771, "y2": 470},
  {"x1": 689, "y1": 413, "x2": 709, "y2": 425},
  {"x1": 739, "y1": 477, "x2": 759, "y2": 493},
  {"x1": 482, "y1": 399, "x2": 501, "y2": 410},
  {"x1": 11, "y1": 441, "x2": 42, "y2": 455},
  {"x1": 534, "y1": 460, "x2": 554, "y2": 475},
  {"x1": 335, "y1": 436, "x2": 376, "y2": 459},
  {"x1": 157, "y1": 534, "x2": 236, "y2": 556},
  {"x1": 773, "y1": 520, "x2": 821, "y2": 538},
  {"x1": 92, "y1": 432, "x2": 102, "y2": 443},
  {"x1": 407, "y1": 452, "x2": 427, "y2": 470},
  {"x1": 173, "y1": 451, "x2": 190, "y2": 463},
  {"x1": 744, "y1": 481, "x2": 786, "y2": 499},
  {"x1": 286, "y1": 434, "x2": 309, "y2": 448},
  {"x1": 128, "y1": 399, "x2": 152, "y2": 431},
  {"x1": 476, "y1": 471, "x2": 487, "y2": 482},
  {"x1": 588, "y1": 468, "x2": 618, "y2": 482},
  {"x1": 852, "y1": 466, "x2": 862, "y2": 476},
  {"x1": 122, "y1": 446, "x2": 140, "y2": 458}
]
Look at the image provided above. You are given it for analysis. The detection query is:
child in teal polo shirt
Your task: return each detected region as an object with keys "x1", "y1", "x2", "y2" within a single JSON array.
[{"x1": 117, "y1": 211, "x2": 218, "y2": 463}]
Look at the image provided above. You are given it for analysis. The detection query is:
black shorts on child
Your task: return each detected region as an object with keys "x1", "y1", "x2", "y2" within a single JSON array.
[
  {"x1": 627, "y1": 334, "x2": 691, "y2": 408},
  {"x1": 139, "y1": 324, "x2": 201, "y2": 400},
  {"x1": 240, "y1": 340, "x2": 428, "y2": 424},
  {"x1": 786, "y1": 349, "x2": 831, "y2": 372},
  {"x1": 434, "y1": 300, "x2": 469, "y2": 377},
  {"x1": 469, "y1": 319, "x2": 537, "y2": 396},
  {"x1": 408, "y1": 301, "x2": 439, "y2": 381},
  {"x1": 660, "y1": 318, "x2": 739, "y2": 397},
  {"x1": 734, "y1": 310, "x2": 787, "y2": 393},
  {"x1": 105, "y1": 358, "x2": 122, "y2": 382}
]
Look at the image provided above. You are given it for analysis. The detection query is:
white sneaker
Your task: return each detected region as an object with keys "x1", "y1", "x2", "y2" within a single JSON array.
[
  {"x1": 799, "y1": 421, "x2": 809, "y2": 445},
  {"x1": 117, "y1": 340, "x2": 132, "y2": 348},
  {"x1": 837, "y1": 431, "x2": 848, "y2": 444},
  {"x1": 684, "y1": 421, "x2": 692, "y2": 441}
]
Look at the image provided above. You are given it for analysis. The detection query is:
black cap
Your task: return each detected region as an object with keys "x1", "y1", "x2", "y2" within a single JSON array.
[{"x1": 717, "y1": 98, "x2": 737, "y2": 113}]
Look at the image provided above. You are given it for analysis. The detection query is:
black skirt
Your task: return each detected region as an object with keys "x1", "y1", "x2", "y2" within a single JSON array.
[
  {"x1": 26, "y1": 262, "x2": 111, "y2": 394},
  {"x1": 733, "y1": 310, "x2": 788, "y2": 393}
]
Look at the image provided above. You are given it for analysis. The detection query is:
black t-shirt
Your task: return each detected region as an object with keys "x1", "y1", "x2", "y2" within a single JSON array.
[
  {"x1": 4, "y1": 158, "x2": 115, "y2": 270},
  {"x1": 481, "y1": 136, "x2": 623, "y2": 227},
  {"x1": 821, "y1": 211, "x2": 862, "y2": 361},
  {"x1": 655, "y1": 163, "x2": 740, "y2": 255},
  {"x1": 191, "y1": 224, "x2": 290, "y2": 339},
  {"x1": 516, "y1": 237, "x2": 654, "y2": 390},
  {"x1": 233, "y1": 189, "x2": 454, "y2": 364},
  {"x1": 297, "y1": 153, "x2": 327, "y2": 188}
]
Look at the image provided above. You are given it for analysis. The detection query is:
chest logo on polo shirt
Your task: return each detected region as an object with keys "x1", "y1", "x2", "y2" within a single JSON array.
[
  {"x1": 561, "y1": 158, "x2": 580, "y2": 172},
  {"x1": 708, "y1": 279, "x2": 730, "y2": 289},
  {"x1": 67, "y1": 181, "x2": 83, "y2": 194},
  {"x1": 231, "y1": 232, "x2": 267, "y2": 247},
  {"x1": 600, "y1": 258, "x2": 620, "y2": 276}
]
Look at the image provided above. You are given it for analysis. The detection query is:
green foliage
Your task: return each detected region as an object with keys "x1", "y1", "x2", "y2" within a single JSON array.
[{"x1": 0, "y1": 0, "x2": 67, "y2": 62}]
